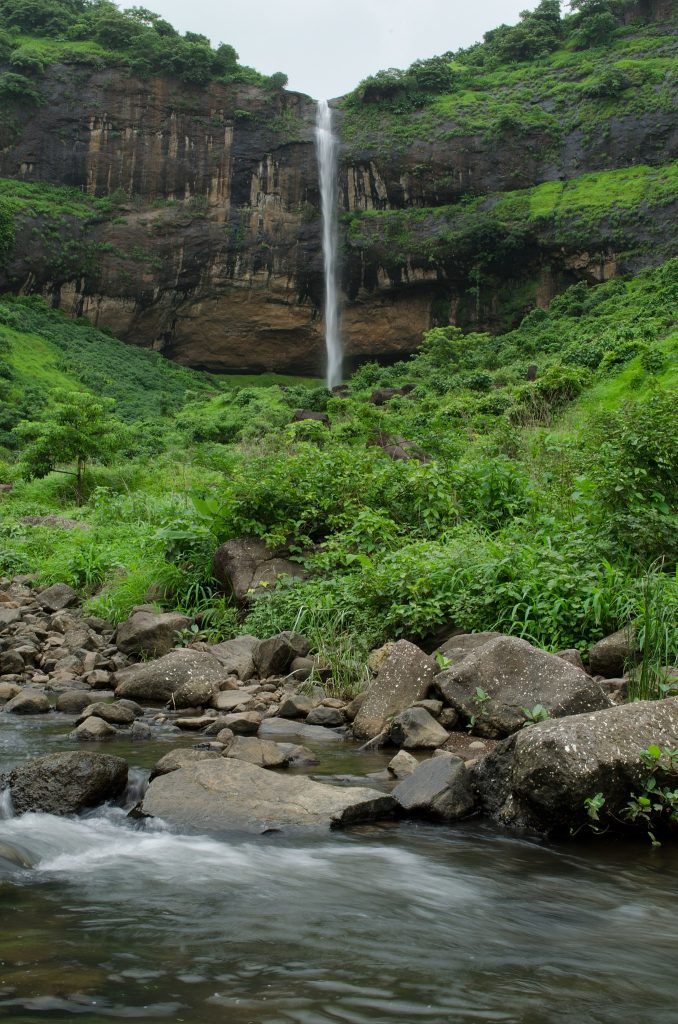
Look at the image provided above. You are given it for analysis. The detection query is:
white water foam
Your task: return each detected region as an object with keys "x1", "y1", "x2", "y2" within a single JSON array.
[{"x1": 315, "y1": 99, "x2": 342, "y2": 390}]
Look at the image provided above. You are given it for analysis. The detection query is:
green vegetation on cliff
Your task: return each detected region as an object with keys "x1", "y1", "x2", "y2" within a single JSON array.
[{"x1": 1, "y1": 261, "x2": 676, "y2": 680}]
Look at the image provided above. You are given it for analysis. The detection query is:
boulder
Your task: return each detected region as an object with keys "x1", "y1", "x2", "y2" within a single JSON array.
[
  {"x1": 218, "y1": 710, "x2": 262, "y2": 735},
  {"x1": 212, "y1": 538, "x2": 305, "y2": 603},
  {"x1": 0, "y1": 608, "x2": 22, "y2": 628},
  {"x1": 139, "y1": 759, "x2": 395, "y2": 833},
  {"x1": 71, "y1": 716, "x2": 118, "y2": 741},
  {"x1": 588, "y1": 628, "x2": 638, "y2": 678},
  {"x1": 114, "y1": 649, "x2": 225, "y2": 706},
  {"x1": 435, "y1": 635, "x2": 611, "y2": 738},
  {"x1": 390, "y1": 707, "x2": 450, "y2": 750},
  {"x1": 209, "y1": 635, "x2": 259, "y2": 681},
  {"x1": 306, "y1": 705, "x2": 344, "y2": 727},
  {"x1": 6, "y1": 751, "x2": 127, "y2": 814},
  {"x1": 393, "y1": 754, "x2": 476, "y2": 821},
  {"x1": 222, "y1": 735, "x2": 290, "y2": 768},
  {"x1": 56, "y1": 689, "x2": 97, "y2": 714},
  {"x1": 36, "y1": 583, "x2": 78, "y2": 612},
  {"x1": 258, "y1": 717, "x2": 343, "y2": 743},
  {"x1": 353, "y1": 640, "x2": 438, "y2": 740},
  {"x1": 211, "y1": 690, "x2": 254, "y2": 712},
  {"x1": 0, "y1": 650, "x2": 24, "y2": 674},
  {"x1": 278, "y1": 693, "x2": 315, "y2": 719},
  {"x1": 253, "y1": 631, "x2": 310, "y2": 678},
  {"x1": 387, "y1": 750, "x2": 419, "y2": 778},
  {"x1": 115, "y1": 610, "x2": 191, "y2": 658},
  {"x1": 435, "y1": 631, "x2": 500, "y2": 663},
  {"x1": 292, "y1": 409, "x2": 330, "y2": 426},
  {"x1": 473, "y1": 697, "x2": 678, "y2": 836},
  {"x1": 78, "y1": 702, "x2": 136, "y2": 727},
  {"x1": 556, "y1": 649, "x2": 586, "y2": 672},
  {"x1": 149, "y1": 747, "x2": 221, "y2": 780},
  {"x1": 4, "y1": 688, "x2": 50, "y2": 715},
  {"x1": 0, "y1": 682, "x2": 22, "y2": 703}
]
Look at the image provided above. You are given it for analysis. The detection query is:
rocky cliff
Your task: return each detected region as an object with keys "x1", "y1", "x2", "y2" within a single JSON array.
[{"x1": 0, "y1": 8, "x2": 677, "y2": 374}]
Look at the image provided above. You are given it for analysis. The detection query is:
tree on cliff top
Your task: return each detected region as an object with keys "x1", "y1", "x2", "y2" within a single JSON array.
[{"x1": 14, "y1": 389, "x2": 128, "y2": 505}]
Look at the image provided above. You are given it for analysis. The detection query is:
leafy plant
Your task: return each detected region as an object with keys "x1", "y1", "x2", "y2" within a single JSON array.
[
  {"x1": 622, "y1": 745, "x2": 678, "y2": 846},
  {"x1": 521, "y1": 704, "x2": 551, "y2": 726}
]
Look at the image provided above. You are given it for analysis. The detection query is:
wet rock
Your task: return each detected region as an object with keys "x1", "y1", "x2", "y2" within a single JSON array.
[
  {"x1": 353, "y1": 640, "x2": 438, "y2": 740},
  {"x1": 277, "y1": 743, "x2": 319, "y2": 766},
  {"x1": 36, "y1": 583, "x2": 78, "y2": 613},
  {"x1": 213, "y1": 538, "x2": 305, "y2": 603},
  {"x1": 390, "y1": 707, "x2": 449, "y2": 750},
  {"x1": 219, "y1": 710, "x2": 262, "y2": 735},
  {"x1": 114, "y1": 649, "x2": 225, "y2": 706},
  {"x1": 215, "y1": 727, "x2": 235, "y2": 744},
  {"x1": 175, "y1": 715, "x2": 218, "y2": 730},
  {"x1": 130, "y1": 720, "x2": 152, "y2": 740},
  {"x1": 79, "y1": 702, "x2": 136, "y2": 727},
  {"x1": 393, "y1": 753, "x2": 476, "y2": 821},
  {"x1": 387, "y1": 750, "x2": 419, "y2": 778},
  {"x1": 115, "y1": 609, "x2": 191, "y2": 658},
  {"x1": 71, "y1": 715, "x2": 118, "y2": 740},
  {"x1": 117, "y1": 698, "x2": 144, "y2": 717},
  {"x1": 278, "y1": 693, "x2": 315, "y2": 719},
  {"x1": 435, "y1": 635, "x2": 611, "y2": 738},
  {"x1": 139, "y1": 759, "x2": 396, "y2": 833},
  {"x1": 588, "y1": 628, "x2": 638, "y2": 679},
  {"x1": 258, "y1": 717, "x2": 344, "y2": 743},
  {"x1": 222, "y1": 735, "x2": 290, "y2": 768},
  {"x1": 306, "y1": 705, "x2": 344, "y2": 727},
  {"x1": 211, "y1": 690, "x2": 254, "y2": 712},
  {"x1": 149, "y1": 747, "x2": 221, "y2": 780},
  {"x1": 6, "y1": 751, "x2": 127, "y2": 814},
  {"x1": 209, "y1": 635, "x2": 259, "y2": 681},
  {"x1": 86, "y1": 669, "x2": 113, "y2": 689},
  {"x1": 55, "y1": 689, "x2": 96, "y2": 714},
  {"x1": 0, "y1": 650, "x2": 24, "y2": 674},
  {"x1": 0, "y1": 682, "x2": 22, "y2": 703},
  {"x1": 4, "y1": 688, "x2": 50, "y2": 714},
  {"x1": 473, "y1": 696, "x2": 678, "y2": 836},
  {"x1": 253, "y1": 631, "x2": 310, "y2": 678}
]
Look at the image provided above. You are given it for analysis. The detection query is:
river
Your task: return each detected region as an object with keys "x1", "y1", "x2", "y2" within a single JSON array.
[{"x1": 1, "y1": 715, "x2": 677, "y2": 1024}]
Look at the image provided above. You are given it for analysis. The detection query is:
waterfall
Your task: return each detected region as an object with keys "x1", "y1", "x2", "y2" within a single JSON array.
[{"x1": 315, "y1": 99, "x2": 342, "y2": 390}]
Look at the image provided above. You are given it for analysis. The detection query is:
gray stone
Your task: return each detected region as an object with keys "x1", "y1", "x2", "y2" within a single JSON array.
[
  {"x1": 7, "y1": 751, "x2": 127, "y2": 814},
  {"x1": 114, "y1": 649, "x2": 225, "y2": 706},
  {"x1": 139, "y1": 759, "x2": 396, "y2": 833},
  {"x1": 213, "y1": 538, "x2": 305, "y2": 603},
  {"x1": 473, "y1": 696, "x2": 678, "y2": 836},
  {"x1": 393, "y1": 753, "x2": 476, "y2": 820},
  {"x1": 306, "y1": 705, "x2": 344, "y2": 727},
  {"x1": 387, "y1": 749, "x2": 419, "y2": 778},
  {"x1": 0, "y1": 608, "x2": 21, "y2": 628},
  {"x1": 211, "y1": 690, "x2": 254, "y2": 712},
  {"x1": 55, "y1": 689, "x2": 95, "y2": 714},
  {"x1": 222, "y1": 735, "x2": 290, "y2": 768},
  {"x1": 588, "y1": 628, "x2": 638, "y2": 678},
  {"x1": 556, "y1": 649, "x2": 586, "y2": 671},
  {"x1": 390, "y1": 707, "x2": 450, "y2": 749},
  {"x1": 79, "y1": 702, "x2": 135, "y2": 727},
  {"x1": 36, "y1": 583, "x2": 78, "y2": 612},
  {"x1": 0, "y1": 650, "x2": 24, "y2": 674},
  {"x1": 435, "y1": 635, "x2": 611, "y2": 738},
  {"x1": 86, "y1": 669, "x2": 113, "y2": 689},
  {"x1": 115, "y1": 609, "x2": 191, "y2": 658},
  {"x1": 0, "y1": 681, "x2": 22, "y2": 703},
  {"x1": 413, "y1": 699, "x2": 443, "y2": 717},
  {"x1": 4, "y1": 688, "x2": 50, "y2": 714},
  {"x1": 219, "y1": 710, "x2": 262, "y2": 735},
  {"x1": 258, "y1": 717, "x2": 344, "y2": 743},
  {"x1": 278, "y1": 693, "x2": 315, "y2": 719},
  {"x1": 353, "y1": 640, "x2": 438, "y2": 740},
  {"x1": 435, "y1": 632, "x2": 501, "y2": 663},
  {"x1": 149, "y1": 747, "x2": 221, "y2": 780},
  {"x1": 130, "y1": 720, "x2": 152, "y2": 740},
  {"x1": 209, "y1": 635, "x2": 259, "y2": 681},
  {"x1": 253, "y1": 631, "x2": 310, "y2": 678}
]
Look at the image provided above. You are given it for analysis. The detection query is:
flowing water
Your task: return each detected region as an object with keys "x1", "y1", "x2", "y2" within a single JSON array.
[
  {"x1": 1, "y1": 717, "x2": 678, "y2": 1024},
  {"x1": 315, "y1": 100, "x2": 342, "y2": 390}
]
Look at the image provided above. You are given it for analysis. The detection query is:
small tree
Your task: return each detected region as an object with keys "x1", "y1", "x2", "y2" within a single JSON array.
[{"x1": 14, "y1": 390, "x2": 128, "y2": 505}]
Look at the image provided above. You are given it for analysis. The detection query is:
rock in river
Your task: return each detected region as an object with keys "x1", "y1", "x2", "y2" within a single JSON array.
[
  {"x1": 4, "y1": 751, "x2": 128, "y2": 815},
  {"x1": 139, "y1": 759, "x2": 395, "y2": 834}
]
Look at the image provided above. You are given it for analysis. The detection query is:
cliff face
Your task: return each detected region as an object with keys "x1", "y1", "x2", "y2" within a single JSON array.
[{"x1": 1, "y1": 12, "x2": 677, "y2": 374}]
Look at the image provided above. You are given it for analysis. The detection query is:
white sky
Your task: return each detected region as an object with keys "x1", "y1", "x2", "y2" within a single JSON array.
[{"x1": 146, "y1": 0, "x2": 543, "y2": 98}]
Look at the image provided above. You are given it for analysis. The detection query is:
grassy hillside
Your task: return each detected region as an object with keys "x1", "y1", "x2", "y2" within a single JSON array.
[{"x1": 1, "y1": 261, "x2": 676, "y2": 689}]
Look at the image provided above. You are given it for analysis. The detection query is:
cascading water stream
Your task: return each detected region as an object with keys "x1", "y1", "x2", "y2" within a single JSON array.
[{"x1": 315, "y1": 99, "x2": 342, "y2": 390}]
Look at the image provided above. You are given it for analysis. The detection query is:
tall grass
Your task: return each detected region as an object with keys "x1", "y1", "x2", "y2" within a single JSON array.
[{"x1": 627, "y1": 562, "x2": 678, "y2": 702}]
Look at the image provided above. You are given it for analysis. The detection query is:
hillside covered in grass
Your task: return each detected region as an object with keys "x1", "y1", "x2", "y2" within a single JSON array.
[{"x1": 1, "y1": 258, "x2": 676, "y2": 688}]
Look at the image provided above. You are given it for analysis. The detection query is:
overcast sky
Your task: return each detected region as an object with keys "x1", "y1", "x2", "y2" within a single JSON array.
[{"x1": 146, "y1": 0, "x2": 543, "y2": 98}]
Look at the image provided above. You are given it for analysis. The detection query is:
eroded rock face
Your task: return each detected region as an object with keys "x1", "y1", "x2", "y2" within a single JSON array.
[
  {"x1": 139, "y1": 758, "x2": 395, "y2": 833},
  {"x1": 5, "y1": 751, "x2": 128, "y2": 815},
  {"x1": 435, "y1": 635, "x2": 611, "y2": 737},
  {"x1": 472, "y1": 697, "x2": 678, "y2": 836},
  {"x1": 353, "y1": 640, "x2": 438, "y2": 740}
]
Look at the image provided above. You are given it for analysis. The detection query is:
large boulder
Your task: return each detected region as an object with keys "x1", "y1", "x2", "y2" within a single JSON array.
[
  {"x1": 588, "y1": 628, "x2": 637, "y2": 678},
  {"x1": 5, "y1": 751, "x2": 127, "y2": 815},
  {"x1": 389, "y1": 707, "x2": 449, "y2": 750},
  {"x1": 139, "y1": 759, "x2": 395, "y2": 833},
  {"x1": 212, "y1": 538, "x2": 305, "y2": 603},
  {"x1": 393, "y1": 754, "x2": 476, "y2": 821},
  {"x1": 4, "y1": 688, "x2": 50, "y2": 715},
  {"x1": 353, "y1": 640, "x2": 438, "y2": 740},
  {"x1": 36, "y1": 583, "x2": 78, "y2": 612},
  {"x1": 149, "y1": 747, "x2": 221, "y2": 780},
  {"x1": 115, "y1": 609, "x2": 191, "y2": 658},
  {"x1": 209, "y1": 635, "x2": 259, "y2": 681},
  {"x1": 78, "y1": 701, "x2": 136, "y2": 726},
  {"x1": 253, "y1": 631, "x2": 309, "y2": 678},
  {"x1": 472, "y1": 697, "x2": 678, "y2": 835},
  {"x1": 435, "y1": 632, "x2": 501, "y2": 663},
  {"x1": 435, "y1": 635, "x2": 611, "y2": 738},
  {"x1": 114, "y1": 649, "x2": 225, "y2": 706},
  {"x1": 222, "y1": 735, "x2": 290, "y2": 768}
]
